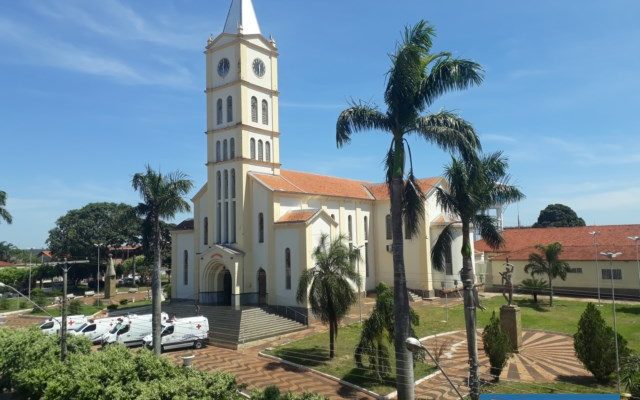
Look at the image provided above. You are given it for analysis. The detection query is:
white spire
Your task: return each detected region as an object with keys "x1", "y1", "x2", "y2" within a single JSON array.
[{"x1": 223, "y1": 0, "x2": 261, "y2": 35}]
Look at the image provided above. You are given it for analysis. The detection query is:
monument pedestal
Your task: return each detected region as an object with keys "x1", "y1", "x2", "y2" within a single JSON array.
[{"x1": 500, "y1": 305, "x2": 522, "y2": 352}]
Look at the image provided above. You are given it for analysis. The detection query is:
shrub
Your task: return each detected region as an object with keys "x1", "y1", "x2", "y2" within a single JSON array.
[
  {"x1": 621, "y1": 353, "x2": 640, "y2": 398},
  {"x1": 482, "y1": 311, "x2": 512, "y2": 381},
  {"x1": 0, "y1": 297, "x2": 10, "y2": 310},
  {"x1": 107, "y1": 304, "x2": 119, "y2": 311},
  {"x1": 119, "y1": 298, "x2": 129, "y2": 305},
  {"x1": 68, "y1": 299, "x2": 84, "y2": 315},
  {"x1": 19, "y1": 300, "x2": 29, "y2": 309},
  {"x1": 574, "y1": 303, "x2": 630, "y2": 382},
  {"x1": 31, "y1": 288, "x2": 49, "y2": 311}
]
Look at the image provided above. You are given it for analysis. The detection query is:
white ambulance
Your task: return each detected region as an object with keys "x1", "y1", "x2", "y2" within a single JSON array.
[
  {"x1": 39, "y1": 315, "x2": 88, "y2": 335},
  {"x1": 142, "y1": 316, "x2": 209, "y2": 352},
  {"x1": 100, "y1": 313, "x2": 169, "y2": 347}
]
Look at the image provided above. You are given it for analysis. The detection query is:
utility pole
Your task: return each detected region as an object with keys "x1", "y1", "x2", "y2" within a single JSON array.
[
  {"x1": 601, "y1": 251, "x2": 622, "y2": 394},
  {"x1": 60, "y1": 258, "x2": 69, "y2": 362},
  {"x1": 628, "y1": 236, "x2": 640, "y2": 298},
  {"x1": 94, "y1": 243, "x2": 103, "y2": 305},
  {"x1": 28, "y1": 248, "x2": 33, "y2": 299},
  {"x1": 589, "y1": 231, "x2": 601, "y2": 305}
]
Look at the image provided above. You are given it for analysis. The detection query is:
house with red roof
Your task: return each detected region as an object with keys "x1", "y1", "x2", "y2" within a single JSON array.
[
  {"x1": 170, "y1": 0, "x2": 478, "y2": 311},
  {"x1": 475, "y1": 225, "x2": 640, "y2": 298}
]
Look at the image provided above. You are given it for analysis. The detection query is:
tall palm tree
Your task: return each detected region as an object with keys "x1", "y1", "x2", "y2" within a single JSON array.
[
  {"x1": 0, "y1": 241, "x2": 17, "y2": 262},
  {"x1": 336, "y1": 21, "x2": 483, "y2": 398},
  {"x1": 0, "y1": 191, "x2": 13, "y2": 225},
  {"x1": 524, "y1": 242, "x2": 570, "y2": 307},
  {"x1": 296, "y1": 234, "x2": 360, "y2": 359},
  {"x1": 355, "y1": 283, "x2": 420, "y2": 383},
  {"x1": 431, "y1": 151, "x2": 524, "y2": 399},
  {"x1": 132, "y1": 165, "x2": 193, "y2": 355}
]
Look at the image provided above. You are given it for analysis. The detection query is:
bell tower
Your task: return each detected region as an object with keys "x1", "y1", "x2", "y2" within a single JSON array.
[{"x1": 204, "y1": 0, "x2": 280, "y2": 249}]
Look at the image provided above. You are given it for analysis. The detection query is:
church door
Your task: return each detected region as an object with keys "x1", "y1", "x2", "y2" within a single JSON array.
[
  {"x1": 257, "y1": 269, "x2": 267, "y2": 306},
  {"x1": 222, "y1": 270, "x2": 232, "y2": 306}
]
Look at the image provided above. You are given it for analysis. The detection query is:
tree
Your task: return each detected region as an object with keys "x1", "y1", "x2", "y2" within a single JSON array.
[
  {"x1": 574, "y1": 303, "x2": 630, "y2": 382},
  {"x1": 430, "y1": 152, "x2": 523, "y2": 397},
  {"x1": 296, "y1": 234, "x2": 360, "y2": 359},
  {"x1": 132, "y1": 165, "x2": 193, "y2": 356},
  {"x1": 532, "y1": 204, "x2": 585, "y2": 228},
  {"x1": 335, "y1": 21, "x2": 482, "y2": 398},
  {"x1": 47, "y1": 202, "x2": 142, "y2": 262},
  {"x1": 355, "y1": 283, "x2": 420, "y2": 382},
  {"x1": 0, "y1": 241, "x2": 17, "y2": 262},
  {"x1": 524, "y1": 242, "x2": 570, "y2": 306},
  {"x1": 0, "y1": 190, "x2": 12, "y2": 225},
  {"x1": 520, "y1": 277, "x2": 548, "y2": 303},
  {"x1": 621, "y1": 353, "x2": 640, "y2": 398},
  {"x1": 482, "y1": 312, "x2": 512, "y2": 382}
]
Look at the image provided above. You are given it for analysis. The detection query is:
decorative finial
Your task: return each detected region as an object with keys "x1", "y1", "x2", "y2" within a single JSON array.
[
  {"x1": 207, "y1": 34, "x2": 214, "y2": 46},
  {"x1": 238, "y1": 24, "x2": 244, "y2": 34}
]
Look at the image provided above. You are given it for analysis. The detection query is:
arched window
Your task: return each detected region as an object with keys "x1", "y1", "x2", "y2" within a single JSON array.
[
  {"x1": 285, "y1": 248, "x2": 291, "y2": 290},
  {"x1": 231, "y1": 201, "x2": 236, "y2": 243},
  {"x1": 258, "y1": 140, "x2": 263, "y2": 161},
  {"x1": 229, "y1": 138, "x2": 235, "y2": 159},
  {"x1": 216, "y1": 99, "x2": 223, "y2": 125},
  {"x1": 331, "y1": 214, "x2": 335, "y2": 221},
  {"x1": 231, "y1": 169, "x2": 236, "y2": 198},
  {"x1": 226, "y1": 96, "x2": 233, "y2": 122},
  {"x1": 251, "y1": 97, "x2": 258, "y2": 122},
  {"x1": 348, "y1": 215, "x2": 353, "y2": 242},
  {"x1": 364, "y1": 216, "x2": 369, "y2": 241},
  {"x1": 385, "y1": 214, "x2": 392, "y2": 240},
  {"x1": 183, "y1": 250, "x2": 189, "y2": 285},
  {"x1": 223, "y1": 139, "x2": 228, "y2": 161},
  {"x1": 216, "y1": 204, "x2": 222, "y2": 243},
  {"x1": 216, "y1": 141, "x2": 221, "y2": 162},
  {"x1": 224, "y1": 170, "x2": 229, "y2": 199},
  {"x1": 262, "y1": 100, "x2": 268, "y2": 125},
  {"x1": 216, "y1": 171, "x2": 221, "y2": 200},
  {"x1": 250, "y1": 138, "x2": 256, "y2": 159},
  {"x1": 265, "y1": 141, "x2": 271, "y2": 162},
  {"x1": 203, "y1": 217, "x2": 209, "y2": 245},
  {"x1": 258, "y1": 212, "x2": 264, "y2": 243}
]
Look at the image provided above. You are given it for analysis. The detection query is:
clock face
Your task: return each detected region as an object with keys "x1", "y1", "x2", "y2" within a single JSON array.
[
  {"x1": 217, "y1": 58, "x2": 230, "y2": 77},
  {"x1": 252, "y1": 58, "x2": 266, "y2": 78}
]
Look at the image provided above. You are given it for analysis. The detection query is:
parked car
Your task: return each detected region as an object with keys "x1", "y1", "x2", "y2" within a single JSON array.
[
  {"x1": 100, "y1": 313, "x2": 169, "y2": 347},
  {"x1": 143, "y1": 316, "x2": 209, "y2": 352},
  {"x1": 39, "y1": 315, "x2": 88, "y2": 335},
  {"x1": 69, "y1": 316, "x2": 121, "y2": 344}
]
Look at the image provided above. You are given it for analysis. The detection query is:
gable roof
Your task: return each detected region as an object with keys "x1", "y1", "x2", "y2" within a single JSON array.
[
  {"x1": 366, "y1": 177, "x2": 442, "y2": 200},
  {"x1": 174, "y1": 219, "x2": 195, "y2": 231},
  {"x1": 476, "y1": 224, "x2": 640, "y2": 261},
  {"x1": 275, "y1": 209, "x2": 320, "y2": 224}
]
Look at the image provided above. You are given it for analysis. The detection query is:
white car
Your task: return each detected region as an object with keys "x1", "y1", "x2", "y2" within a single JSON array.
[
  {"x1": 39, "y1": 315, "x2": 87, "y2": 335},
  {"x1": 143, "y1": 316, "x2": 209, "y2": 352},
  {"x1": 100, "y1": 313, "x2": 169, "y2": 347}
]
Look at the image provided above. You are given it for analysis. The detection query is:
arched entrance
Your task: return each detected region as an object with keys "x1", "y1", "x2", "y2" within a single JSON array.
[
  {"x1": 257, "y1": 268, "x2": 267, "y2": 306},
  {"x1": 222, "y1": 270, "x2": 232, "y2": 306}
]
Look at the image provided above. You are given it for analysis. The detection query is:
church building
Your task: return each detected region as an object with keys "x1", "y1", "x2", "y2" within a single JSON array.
[{"x1": 170, "y1": 0, "x2": 476, "y2": 311}]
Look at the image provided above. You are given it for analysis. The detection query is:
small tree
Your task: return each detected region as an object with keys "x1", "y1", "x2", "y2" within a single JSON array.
[
  {"x1": 621, "y1": 353, "x2": 640, "y2": 399},
  {"x1": 482, "y1": 312, "x2": 512, "y2": 382},
  {"x1": 524, "y1": 242, "x2": 570, "y2": 306},
  {"x1": 574, "y1": 303, "x2": 630, "y2": 382},
  {"x1": 520, "y1": 277, "x2": 548, "y2": 303},
  {"x1": 68, "y1": 299, "x2": 83, "y2": 315}
]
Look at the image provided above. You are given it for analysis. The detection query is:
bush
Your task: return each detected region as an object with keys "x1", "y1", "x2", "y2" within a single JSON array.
[
  {"x1": 621, "y1": 353, "x2": 640, "y2": 398},
  {"x1": 107, "y1": 304, "x2": 119, "y2": 311},
  {"x1": 31, "y1": 288, "x2": 49, "y2": 311},
  {"x1": 68, "y1": 299, "x2": 84, "y2": 315},
  {"x1": 0, "y1": 297, "x2": 10, "y2": 310},
  {"x1": 574, "y1": 303, "x2": 630, "y2": 382},
  {"x1": 482, "y1": 311, "x2": 512, "y2": 381},
  {"x1": 119, "y1": 298, "x2": 129, "y2": 305}
]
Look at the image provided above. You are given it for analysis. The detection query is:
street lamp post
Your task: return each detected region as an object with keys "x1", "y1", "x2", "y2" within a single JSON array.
[
  {"x1": 589, "y1": 231, "x2": 601, "y2": 305},
  {"x1": 0, "y1": 282, "x2": 53, "y2": 317},
  {"x1": 406, "y1": 337, "x2": 464, "y2": 400},
  {"x1": 628, "y1": 236, "x2": 640, "y2": 299},
  {"x1": 94, "y1": 243, "x2": 103, "y2": 299},
  {"x1": 28, "y1": 247, "x2": 33, "y2": 300},
  {"x1": 600, "y1": 251, "x2": 622, "y2": 394},
  {"x1": 354, "y1": 243, "x2": 366, "y2": 323}
]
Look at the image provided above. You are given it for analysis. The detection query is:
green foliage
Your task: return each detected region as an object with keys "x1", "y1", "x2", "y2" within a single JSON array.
[
  {"x1": 0, "y1": 267, "x2": 29, "y2": 287},
  {"x1": 0, "y1": 297, "x2": 9, "y2": 310},
  {"x1": 107, "y1": 304, "x2": 119, "y2": 311},
  {"x1": 520, "y1": 277, "x2": 548, "y2": 303},
  {"x1": 31, "y1": 288, "x2": 49, "y2": 311},
  {"x1": 482, "y1": 312, "x2": 512, "y2": 381},
  {"x1": 524, "y1": 242, "x2": 570, "y2": 306},
  {"x1": 0, "y1": 190, "x2": 12, "y2": 225},
  {"x1": 621, "y1": 353, "x2": 640, "y2": 398},
  {"x1": 532, "y1": 203, "x2": 586, "y2": 228},
  {"x1": 574, "y1": 303, "x2": 630, "y2": 382},
  {"x1": 250, "y1": 386, "x2": 326, "y2": 400},
  {"x1": 68, "y1": 299, "x2": 84, "y2": 314}
]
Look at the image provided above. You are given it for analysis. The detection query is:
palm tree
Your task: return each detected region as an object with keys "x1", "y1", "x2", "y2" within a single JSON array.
[
  {"x1": 132, "y1": 165, "x2": 193, "y2": 355},
  {"x1": 431, "y1": 152, "x2": 523, "y2": 399},
  {"x1": 0, "y1": 241, "x2": 17, "y2": 262},
  {"x1": 520, "y1": 277, "x2": 548, "y2": 304},
  {"x1": 0, "y1": 191, "x2": 13, "y2": 225},
  {"x1": 355, "y1": 283, "x2": 420, "y2": 383},
  {"x1": 524, "y1": 242, "x2": 570, "y2": 306},
  {"x1": 336, "y1": 20, "x2": 483, "y2": 397},
  {"x1": 296, "y1": 234, "x2": 360, "y2": 359}
]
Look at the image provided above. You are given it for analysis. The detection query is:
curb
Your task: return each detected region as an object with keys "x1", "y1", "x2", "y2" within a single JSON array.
[{"x1": 258, "y1": 351, "x2": 382, "y2": 399}]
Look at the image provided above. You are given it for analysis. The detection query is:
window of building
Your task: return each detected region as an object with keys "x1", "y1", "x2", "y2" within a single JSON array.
[
  {"x1": 216, "y1": 141, "x2": 221, "y2": 162},
  {"x1": 223, "y1": 139, "x2": 228, "y2": 161},
  {"x1": 183, "y1": 250, "x2": 189, "y2": 285},
  {"x1": 224, "y1": 202, "x2": 229, "y2": 243},
  {"x1": 216, "y1": 99, "x2": 223, "y2": 125},
  {"x1": 231, "y1": 169, "x2": 236, "y2": 198},
  {"x1": 364, "y1": 216, "x2": 369, "y2": 241},
  {"x1": 258, "y1": 140, "x2": 264, "y2": 161},
  {"x1": 231, "y1": 201, "x2": 236, "y2": 243},
  {"x1": 216, "y1": 171, "x2": 221, "y2": 200},
  {"x1": 285, "y1": 248, "x2": 291, "y2": 290},
  {"x1": 444, "y1": 248, "x2": 453, "y2": 276},
  {"x1": 331, "y1": 214, "x2": 335, "y2": 221},
  {"x1": 365, "y1": 242, "x2": 370, "y2": 278},
  {"x1": 258, "y1": 212, "x2": 264, "y2": 243},
  {"x1": 250, "y1": 138, "x2": 256, "y2": 159},
  {"x1": 568, "y1": 267, "x2": 583, "y2": 273},
  {"x1": 216, "y1": 204, "x2": 222, "y2": 243},
  {"x1": 251, "y1": 97, "x2": 258, "y2": 122},
  {"x1": 385, "y1": 214, "x2": 392, "y2": 240},
  {"x1": 224, "y1": 170, "x2": 228, "y2": 199},
  {"x1": 226, "y1": 96, "x2": 233, "y2": 123},
  {"x1": 348, "y1": 215, "x2": 353, "y2": 242},
  {"x1": 602, "y1": 269, "x2": 622, "y2": 280},
  {"x1": 229, "y1": 138, "x2": 235, "y2": 159},
  {"x1": 203, "y1": 217, "x2": 208, "y2": 245},
  {"x1": 265, "y1": 141, "x2": 271, "y2": 162},
  {"x1": 262, "y1": 100, "x2": 268, "y2": 125}
]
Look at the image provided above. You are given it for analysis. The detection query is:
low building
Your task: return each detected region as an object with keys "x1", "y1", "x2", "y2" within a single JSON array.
[{"x1": 475, "y1": 225, "x2": 640, "y2": 298}]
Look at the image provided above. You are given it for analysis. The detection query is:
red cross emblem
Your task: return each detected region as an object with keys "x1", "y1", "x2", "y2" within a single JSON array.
[{"x1": 196, "y1": 324, "x2": 201, "y2": 330}]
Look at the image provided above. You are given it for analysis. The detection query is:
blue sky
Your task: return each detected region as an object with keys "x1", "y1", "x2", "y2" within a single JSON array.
[{"x1": 1, "y1": 0, "x2": 640, "y2": 248}]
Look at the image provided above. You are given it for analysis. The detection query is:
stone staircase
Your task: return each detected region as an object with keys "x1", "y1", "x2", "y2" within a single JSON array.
[{"x1": 407, "y1": 290, "x2": 423, "y2": 302}]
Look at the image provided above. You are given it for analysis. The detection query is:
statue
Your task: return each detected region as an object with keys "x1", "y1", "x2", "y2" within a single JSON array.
[
  {"x1": 499, "y1": 262, "x2": 515, "y2": 306},
  {"x1": 105, "y1": 254, "x2": 117, "y2": 300}
]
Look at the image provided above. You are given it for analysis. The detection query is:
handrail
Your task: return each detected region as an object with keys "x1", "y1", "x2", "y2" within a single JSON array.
[{"x1": 265, "y1": 294, "x2": 309, "y2": 326}]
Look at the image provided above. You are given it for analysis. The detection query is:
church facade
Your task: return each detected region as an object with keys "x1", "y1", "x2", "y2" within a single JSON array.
[{"x1": 170, "y1": 0, "x2": 476, "y2": 309}]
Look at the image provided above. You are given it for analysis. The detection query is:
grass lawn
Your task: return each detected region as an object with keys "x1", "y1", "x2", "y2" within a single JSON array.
[
  {"x1": 115, "y1": 299, "x2": 152, "y2": 311},
  {"x1": 0, "y1": 298, "x2": 33, "y2": 312},
  {"x1": 30, "y1": 303, "x2": 102, "y2": 317},
  {"x1": 268, "y1": 295, "x2": 639, "y2": 395},
  {"x1": 480, "y1": 378, "x2": 616, "y2": 395}
]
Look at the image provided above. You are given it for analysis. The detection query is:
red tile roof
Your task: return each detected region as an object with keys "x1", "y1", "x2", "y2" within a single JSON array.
[
  {"x1": 275, "y1": 209, "x2": 320, "y2": 224},
  {"x1": 475, "y1": 225, "x2": 640, "y2": 261},
  {"x1": 0, "y1": 261, "x2": 16, "y2": 268},
  {"x1": 175, "y1": 219, "x2": 194, "y2": 231},
  {"x1": 251, "y1": 170, "x2": 441, "y2": 201}
]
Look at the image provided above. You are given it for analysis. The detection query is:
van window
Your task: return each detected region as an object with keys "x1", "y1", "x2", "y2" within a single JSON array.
[
  {"x1": 117, "y1": 325, "x2": 130, "y2": 335},
  {"x1": 162, "y1": 326, "x2": 174, "y2": 337},
  {"x1": 41, "y1": 321, "x2": 54, "y2": 330},
  {"x1": 74, "y1": 322, "x2": 88, "y2": 332},
  {"x1": 84, "y1": 324, "x2": 96, "y2": 332},
  {"x1": 110, "y1": 322, "x2": 124, "y2": 334}
]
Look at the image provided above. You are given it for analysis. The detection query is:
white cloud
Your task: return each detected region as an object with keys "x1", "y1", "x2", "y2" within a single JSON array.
[{"x1": 481, "y1": 133, "x2": 517, "y2": 143}]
